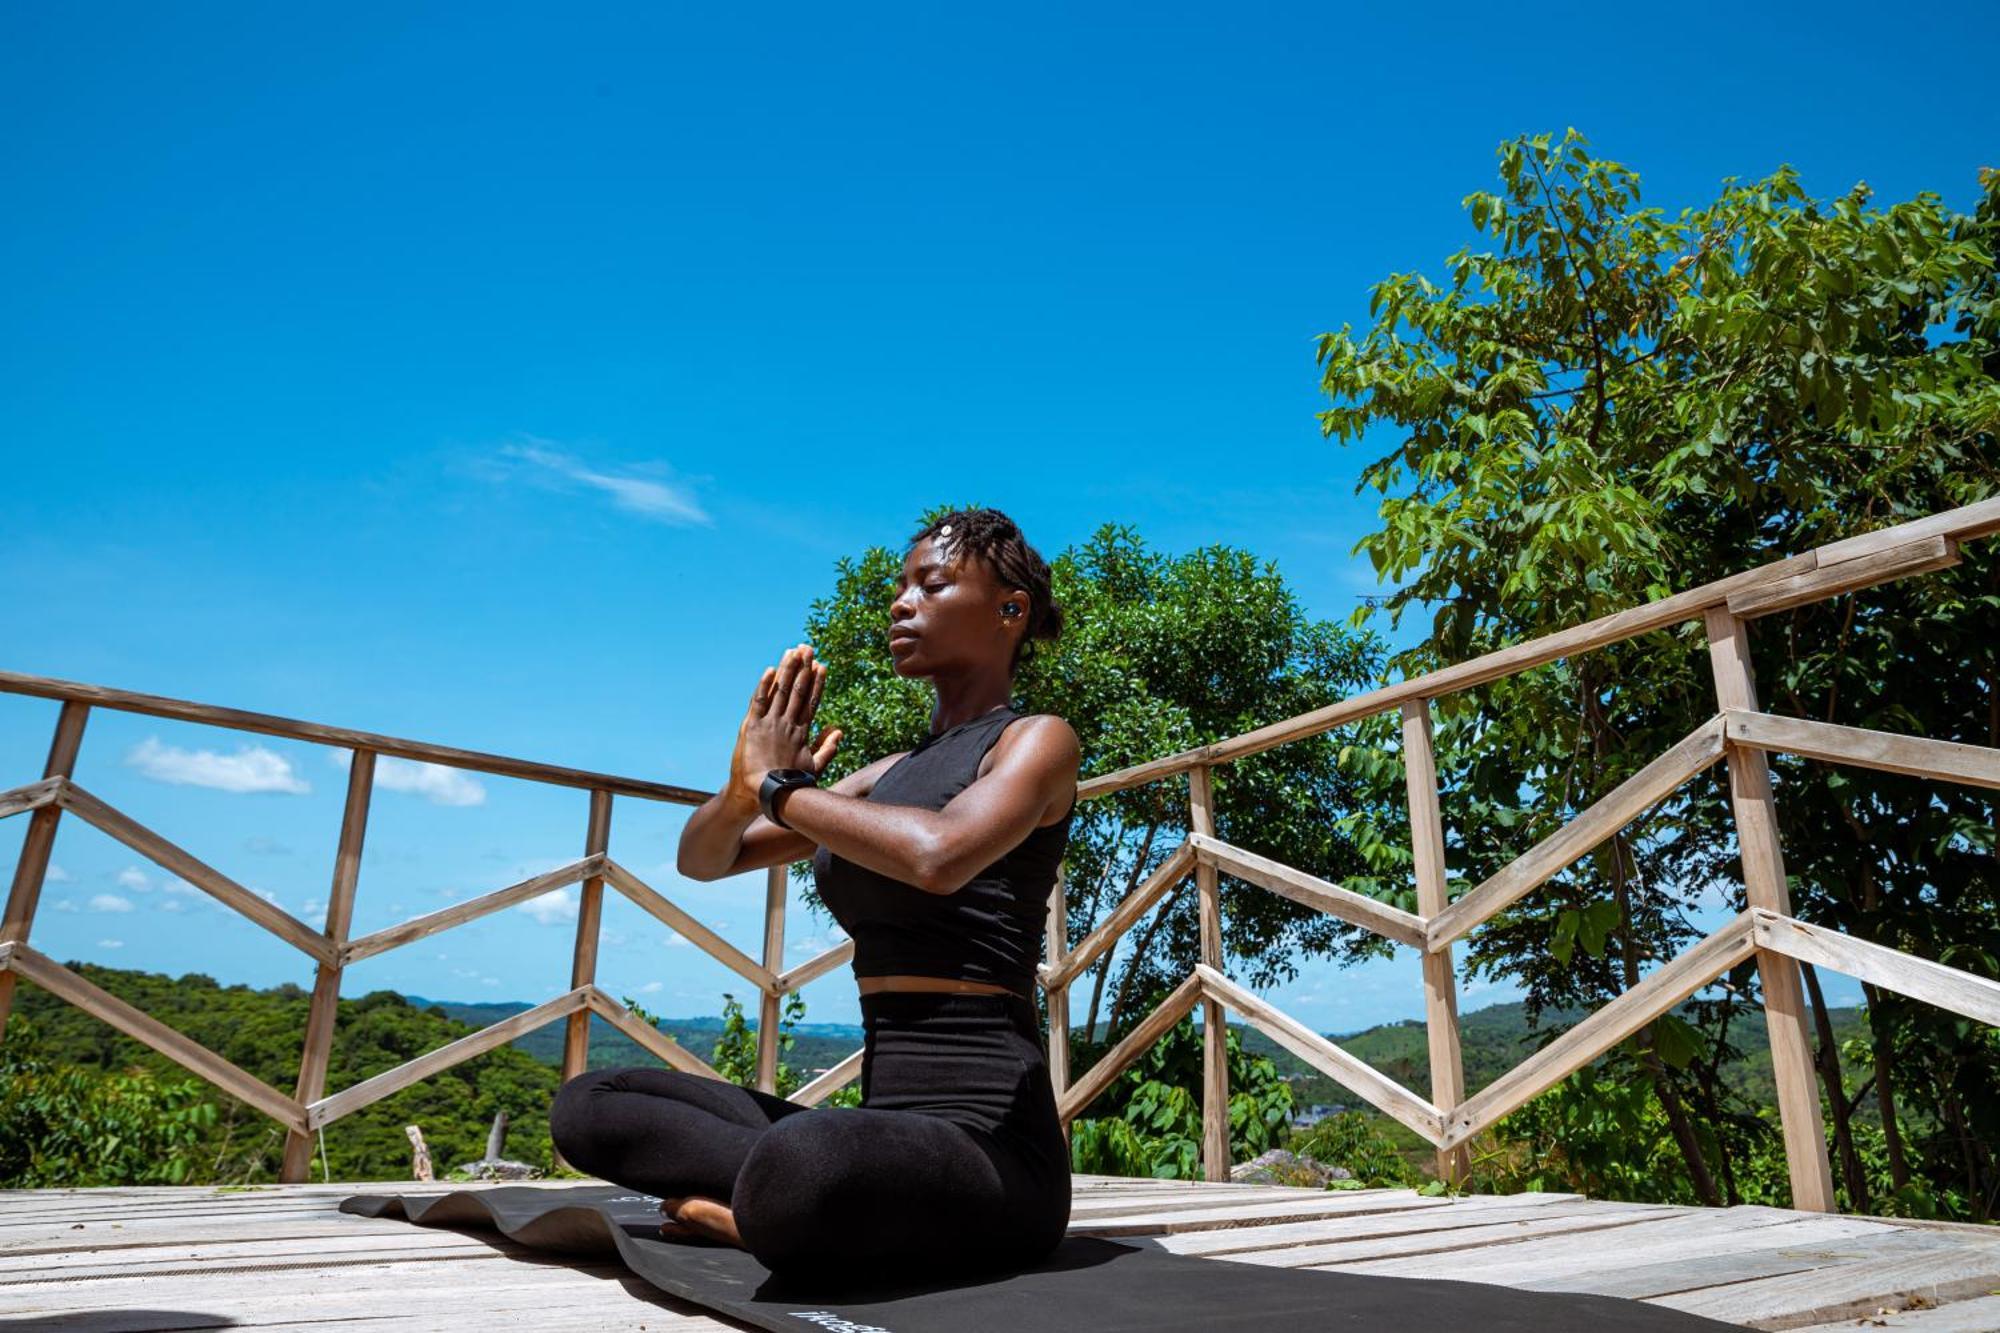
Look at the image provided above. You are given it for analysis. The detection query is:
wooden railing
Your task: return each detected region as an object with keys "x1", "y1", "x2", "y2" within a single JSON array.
[{"x1": 4, "y1": 495, "x2": 1999, "y2": 1205}]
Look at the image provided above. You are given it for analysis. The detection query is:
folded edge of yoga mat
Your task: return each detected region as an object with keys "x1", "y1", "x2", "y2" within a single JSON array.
[{"x1": 340, "y1": 1184, "x2": 1749, "y2": 1333}]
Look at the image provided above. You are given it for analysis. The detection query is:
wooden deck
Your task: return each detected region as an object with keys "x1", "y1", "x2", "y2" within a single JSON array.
[{"x1": 6, "y1": 1176, "x2": 1999, "y2": 1331}]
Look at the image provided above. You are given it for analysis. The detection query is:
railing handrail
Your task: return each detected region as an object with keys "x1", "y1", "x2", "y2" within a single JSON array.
[{"x1": 0, "y1": 669, "x2": 708, "y2": 805}]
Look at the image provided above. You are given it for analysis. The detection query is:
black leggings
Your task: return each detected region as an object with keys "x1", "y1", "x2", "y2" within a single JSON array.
[{"x1": 548, "y1": 989, "x2": 1072, "y2": 1279}]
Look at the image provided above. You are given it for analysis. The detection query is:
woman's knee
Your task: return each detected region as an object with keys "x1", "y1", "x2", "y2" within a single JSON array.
[
  {"x1": 547, "y1": 1067, "x2": 622, "y2": 1163},
  {"x1": 731, "y1": 1113, "x2": 859, "y2": 1268}
]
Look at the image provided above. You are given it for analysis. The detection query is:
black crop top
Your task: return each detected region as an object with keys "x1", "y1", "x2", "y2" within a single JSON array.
[{"x1": 812, "y1": 703, "x2": 1075, "y2": 1001}]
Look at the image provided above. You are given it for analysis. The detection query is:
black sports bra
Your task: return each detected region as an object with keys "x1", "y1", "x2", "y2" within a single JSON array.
[{"x1": 811, "y1": 703, "x2": 1076, "y2": 1001}]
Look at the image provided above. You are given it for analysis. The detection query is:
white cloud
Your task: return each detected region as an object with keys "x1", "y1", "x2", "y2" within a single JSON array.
[
  {"x1": 125, "y1": 736, "x2": 310, "y2": 794},
  {"x1": 302, "y1": 898, "x2": 326, "y2": 917},
  {"x1": 517, "y1": 887, "x2": 579, "y2": 926},
  {"x1": 96, "y1": 939, "x2": 124, "y2": 949},
  {"x1": 116, "y1": 866, "x2": 151, "y2": 892},
  {"x1": 664, "y1": 932, "x2": 692, "y2": 948},
  {"x1": 162, "y1": 878, "x2": 200, "y2": 898},
  {"x1": 53, "y1": 899, "x2": 78, "y2": 913},
  {"x1": 480, "y1": 976, "x2": 500, "y2": 987},
  {"x1": 494, "y1": 439, "x2": 712, "y2": 526},
  {"x1": 636, "y1": 980, "x2": 664, "y2": 994},
  {"x1": 329, "y1": 751, "x2": 486, "y2": 806},
  {"x1": 158, "y1": 899, "x2": 186, "y2": 914},
  {"x1": 47, "y1": 864, "x2": 74, "y2": 884},
  {"x1": 88, "y1": 894, "x2": 134, "y2": 914}
]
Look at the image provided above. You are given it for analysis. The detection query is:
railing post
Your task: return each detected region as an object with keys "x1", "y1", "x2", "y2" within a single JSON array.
[
  {"x1": 1189, "y1": 764, "x2": 1229, "y2": 1182},
  {"x1": 1704, "y1": 607, "x2": 1836, "y2": 1213},
  {"x1": 0, "y1": 702, "x2": 89, "y2": 1046},
  {"x1": 1402, "y1": 700, "x2": 1469, "y2": 1186},
  {"x1": 756, "y1": 862, "x2": 786, "y2": 1093},
  {"x1": 281, "y1": 748, "x2": 374, "y2": 1182},
  {"x1": 561, "y1": 791, "x2": 615, "y2": 1082},
  {"x1": 1044, "y1": 864, "x2": 1071, "y2": 1148}
]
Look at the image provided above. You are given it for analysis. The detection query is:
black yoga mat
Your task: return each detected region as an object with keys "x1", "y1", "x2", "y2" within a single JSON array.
[{"x1": 340, "y1": 1184, "x2": 1746, "y2": 1332}]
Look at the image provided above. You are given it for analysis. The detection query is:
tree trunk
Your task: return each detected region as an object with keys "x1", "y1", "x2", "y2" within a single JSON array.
[{"x1": 1861, "y1": 982, "x2": 1910, "y2": 1191}]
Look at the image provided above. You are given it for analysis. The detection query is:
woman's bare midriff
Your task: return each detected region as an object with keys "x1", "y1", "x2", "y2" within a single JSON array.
[{"x1": 858, "y1": 974, "x2": 1018, "y2": 996}]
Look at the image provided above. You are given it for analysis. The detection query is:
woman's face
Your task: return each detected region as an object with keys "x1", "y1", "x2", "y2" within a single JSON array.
[{"x1": 886, "y1": 534, "x2": 1017, "y2": 678}]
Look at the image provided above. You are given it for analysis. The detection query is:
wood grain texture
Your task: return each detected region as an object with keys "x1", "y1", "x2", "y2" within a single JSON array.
[
  {"x1": 342, "y1": 854, "x2": 605, "y2": 965},
  {"x1": 1438, "y1": 913, "x2": 1757, "y2": 1151},
  {"x1": 1727, "y1": 535, "x2": 1961, "y2": 618},
  {"x1": 1189, "y1": 832, "x2": 1426, "y2": 947},
  {"x1": 1040, "y1": 839, "x2": 1195, "y2": 990},
  {"x1": 1057, "y1": 968, "x2": 1203, "y2": 1123},
  {"x1": 562, "y1": 789, "x2": 615, "y2": 1082},
  {"x1": 1403, "y1": 700, "x2": 1470, "y2": 1183},
  {"x1": 55, "y1": 781, "x2": 336, "y2": 967},
  {"x1": 307, "y1": 986, "x2": 589, "y2": 1129},
  {"x1": 600, "y1": 858, "x2": 776, "y2": 991},
  {"x1": 2, "y1": 942, "x2": 305, "y2": 1133},
  {"x1": 582, "y1": 984, "x2": 730, "y2": 1080},
  {"x1": 1189, "y1": 765, "x2": 1230, "y2": 1183},
  {"x1": 1752, "y1": 910, "x2": 2000, "y2": 1028},
  {"x1": 1724, "y1": 709, "x2": 2000, "y2": 790},
  {"x1": 1426, "y1": 716, "x2": 1726, "y2": 949},
  {"x1": 1196, "y1": 962, "x2": 1445, "y2": 1142}
]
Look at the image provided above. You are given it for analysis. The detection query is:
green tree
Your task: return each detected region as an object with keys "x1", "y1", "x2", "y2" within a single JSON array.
[{"x1": 1316, "y1": 130, "x2": 1999, "y2": 1214}]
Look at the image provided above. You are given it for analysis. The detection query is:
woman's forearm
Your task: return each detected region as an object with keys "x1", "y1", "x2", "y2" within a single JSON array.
[
  {"x1": 771, "y1": 786, "x2": 947, "y2": 892},
  {"x1": 676, "y1": 783, "x2": 763, "y2": 880}
]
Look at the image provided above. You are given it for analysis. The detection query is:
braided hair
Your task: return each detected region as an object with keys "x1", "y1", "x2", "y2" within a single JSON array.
[{"x1": 906, "y1": 508, "x2": 1065, "y2": 676}]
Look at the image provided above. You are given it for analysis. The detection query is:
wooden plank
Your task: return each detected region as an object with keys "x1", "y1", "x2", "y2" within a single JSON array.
[
  {"x1": 1189, "y1": 765, "x2": 1230, "y2": 1183},
  {"x1": 0, "y1": 667, "x2": 710, "y2": 806},
  {"x1": 1066, "y1": 1191, "x2": 1503, "y2": 1238},
  {"x1": 1152, "y1": 1196, "x2": 1652, "y2": 1257},
  {"x1": 1752, "y1": 911, "x2": 2000, "y2": 1028},
  {"x1": 1057, "y1": 969, "x2": 1203, "y2": 1122},
  {"x1": 1403, "y1": 700, "x2": 1469, "y2": 1183},
  {"x1": 1792, "y1": 1293, "x2": 2000, "y2": 1331},
  {"x1": 342, "y1": 854, "x2": 604, "y2": 965},
  {"x1": 1045, "y1": 863, "x2": 1071, "y2": 1115},
  {"x1": 307, "y1": 986, "x2": 588, "y2": 1128},
  {"x1": 1426, "y1": 716, "x2": 1726, "y2": 949},
  {"x1": 773, "y1": 934, "x2": 856, "y2": 993},
  {"x1": 2, "y1": 942, "x2": 305, "y2": 1132},
  {"x1": 600, "y1": 858, "x2": 775, "y2": 991},
  {"x1": 1190, "y1": 832, "x2": 1427, "y2": 947},
  {"x1": 282, "y1": 747, "x2": 374, "y2": 1183},
  {"x1": 789, "y1": 1043, "x2": 862, "y2": 1105},
  {"x1": 0, "y1": 703, "x2": 90, "y2": 1041},
  {"x1": 1812, "y1": 492, "x2": 2000, "y2": 568},
  {"x1": 582, "y1": 984, "x2": 730, "y2": 1080},
  {"x1": 1200, "y1": 1205, "x2": 1681, "y2": 1269},
  {"x1": 0, "y1": 776, "x2": 62, "y2": 821},
  {"x1": 1526, "y1": 1224, "x2": 1960, "y2": 1301},
  {"x1": 562, "y1": 789, "x2": 615, "y2": 1083},
  {"x1": 1196, "y1": 962, "x2": 1444, "y2": 1142},
  {"x1": 1725, "y1": 709, "x2": 2000, "y2": 791},
  {"x1": 757, "y1": 861, "x2": 786, "y2": 1094},
  {"x1": 1438, "y1": 913, "x2": 1756, "y2": 1150},
  {"x1": 1041, "y1": 840, "x2": 1195, "y2": 990},
  {"x1": 1653, "y1": 1243, "x2": 2000, "y2": 1329},
  {"x1": 1325, "y1": 1204, "x2": 1862, "y2": 1280},
  {"x1": 1707, "y1": 605, "x2": 1836, "y2": 1215},
  {"x1": 55, "y1": 781, "x2": 335, "y2": 966},
  {"x1": 1729, "y1": 535, "x2": 1961, "y2": 619}
]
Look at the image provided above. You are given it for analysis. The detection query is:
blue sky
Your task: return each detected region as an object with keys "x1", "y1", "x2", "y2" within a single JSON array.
[{"x1": 5, "y1": 3, "x2": 1992, "y2": 1036}]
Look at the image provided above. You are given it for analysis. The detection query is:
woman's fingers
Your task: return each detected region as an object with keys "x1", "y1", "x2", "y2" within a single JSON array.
[
  {"x1": 787, "y1": 659, "x2": 823, "y2": 727},
  {"x1": 747, "y1": 666, "x2": 776, "y2": 715},
  {"x1": 812, "y1": 728, "x2": 842, "y2": 774}
]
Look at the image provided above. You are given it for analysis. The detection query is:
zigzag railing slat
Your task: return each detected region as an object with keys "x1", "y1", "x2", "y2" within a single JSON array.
[
  {"x1": 773, "y1": 937, "x2": 856, "y2": 994},
  {"x1": 790, "y1": 1045, "x2": 865, "y2": 1106},
  {"x1": 600, "y1": 859, "x2": 775, "y2": 992},
  {"x1": 1722, "y1": 711, "x2": 2000, "y2": 791},
  {"x1": 56, "y1": 781, "x2": 335, "y2": 967},
  {"x1": 1, "y1": 941, "x2": 306, "y2": 1133},
  {"x1": 1040, "y1": 840, "x2": 1195, "y2": 991},
  {"x1": 307, "y1": 986, "x2": 591, "y2": 1130},
  {"x1": 1189, "y1": 833, "x2": 1426, "y2": 948},
  {"x1": 1436, "y1": 913, "x2": 1758, "y2": 1152},
  {"x1": 1425, "y1": 717, "x2": 1728, "y2": 950},
  {"x1": 1057, "y1": 970, "x2": 1205, "y2": 1124},
  {"x1": 1750, "y1": 911, "x2": 2000, "y2": 1029},
  {"x1": 582, "y1": 985, "x2": 729, "y2": 1081},
  {"x1": 1194, "y1": 963, "x2": 1443, "y2": 1143},
  {"x1": 0, "y1": 777, "x2": 62, "y2": 821},
  {"x1": 342, "y1": 855, "x2": 606, "y2": 965},
  {"x1": 1726, "y1": 534, "x2": 1961, "y2": 619}
]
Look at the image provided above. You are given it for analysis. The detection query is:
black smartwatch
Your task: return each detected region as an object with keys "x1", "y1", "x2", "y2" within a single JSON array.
[{"x1": 758, "y1": 768, "x2": 819, "y2": 829}]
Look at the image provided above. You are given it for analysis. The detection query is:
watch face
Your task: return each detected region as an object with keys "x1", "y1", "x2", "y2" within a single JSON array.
[{"x1": 771, "y1": 768, "x2": 817, "y2": 784}]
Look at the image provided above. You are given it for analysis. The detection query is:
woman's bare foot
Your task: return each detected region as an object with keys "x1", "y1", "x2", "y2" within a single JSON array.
[{"x1": 659, "y1": 1193, "x2": 744, "y2": 1247}]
